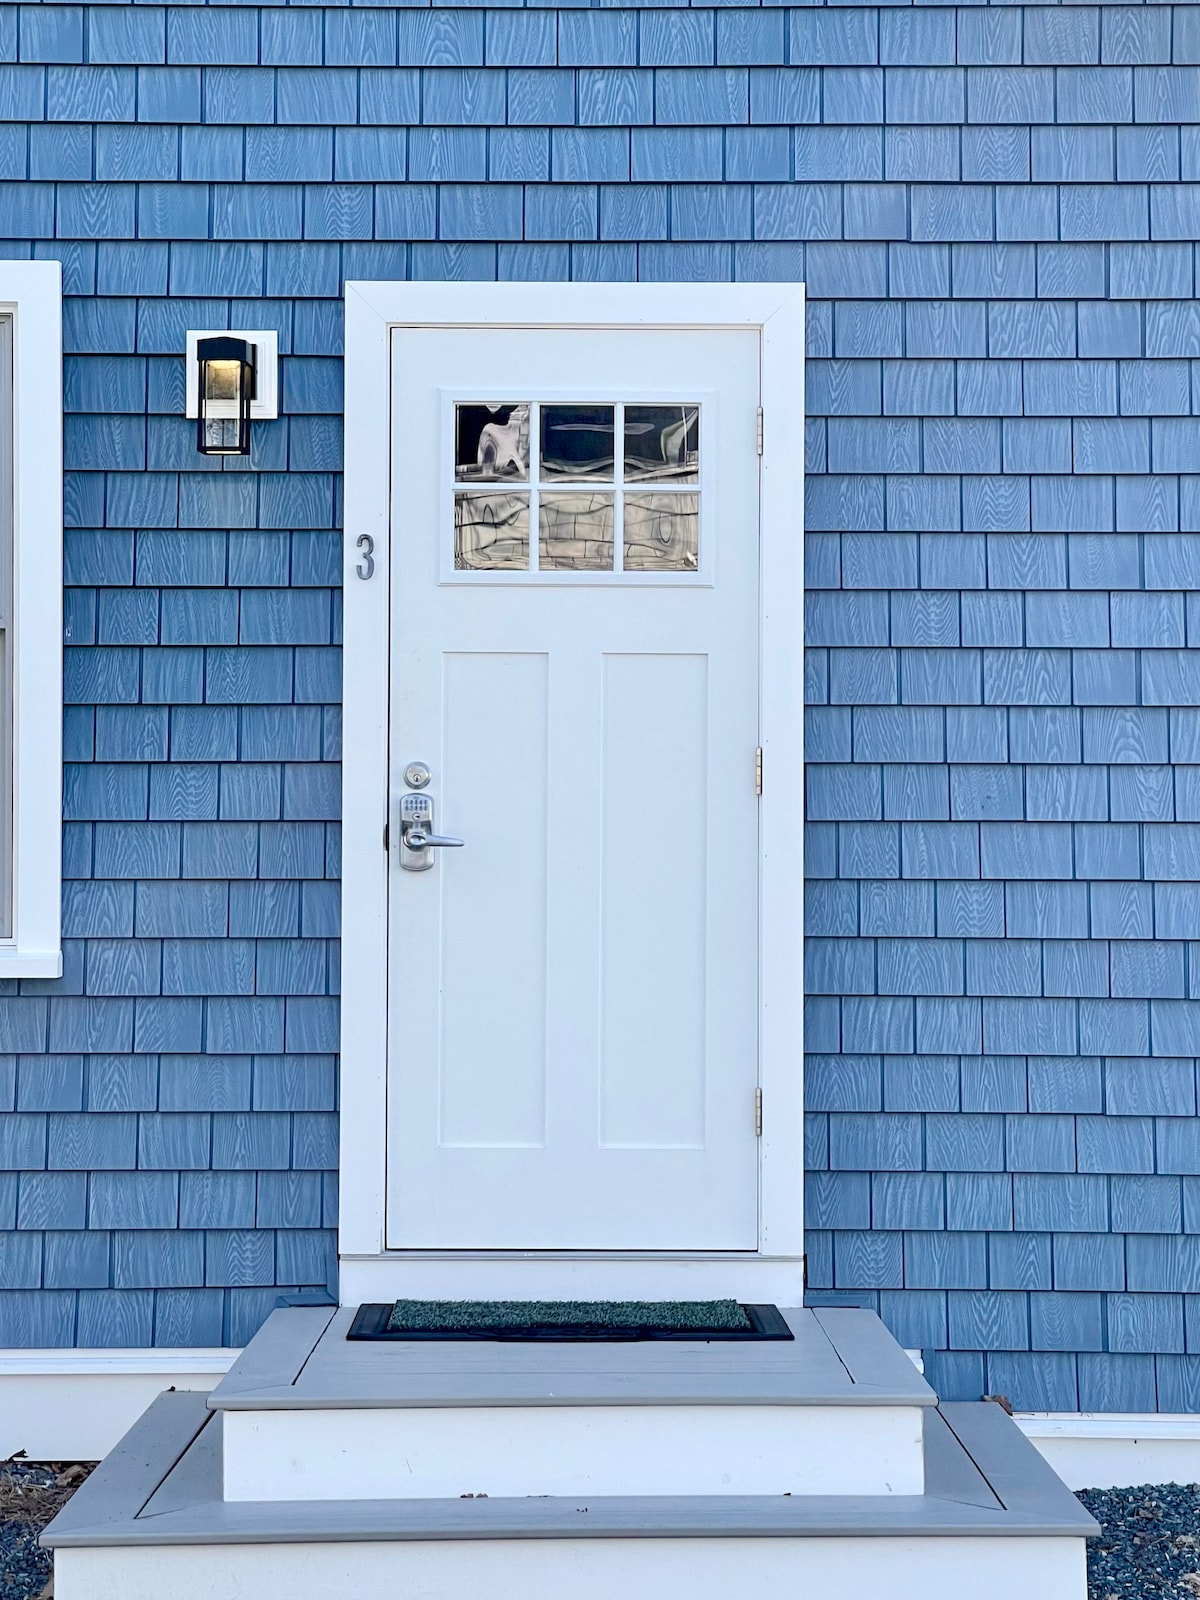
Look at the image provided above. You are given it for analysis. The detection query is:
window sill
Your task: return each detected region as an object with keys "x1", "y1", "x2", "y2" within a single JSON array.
[{"x1": 0, "y1": 948, "x2": 61, "y2": 978}]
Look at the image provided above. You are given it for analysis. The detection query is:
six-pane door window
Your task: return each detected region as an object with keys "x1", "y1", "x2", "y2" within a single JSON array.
[{"x1": 453, "y1": 402, "x2": 699, "y2": 574}]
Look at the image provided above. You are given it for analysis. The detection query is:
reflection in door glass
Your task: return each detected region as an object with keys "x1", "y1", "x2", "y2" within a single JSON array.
[
  {"x1": 623, "y1": 493, "x2": 699, "y2": 571},
  {"x1": 539, "y1": 493, "x2": 615, "y2": 570},
  {"x1": 455, "y1": 404, "x2": 530, "y2": 481},
  {"x1": 454, "y1": 491, "x2": 530, "y2": 569},
  {"x1": 539, "y1": 405, "x2": 616, "y2": 480},
  {"x1": 624, "y1": 405, "x2": 699, "y2": 483},
  {"x1": 450, "y1": 401, "x2": 703, "y2": 576}
]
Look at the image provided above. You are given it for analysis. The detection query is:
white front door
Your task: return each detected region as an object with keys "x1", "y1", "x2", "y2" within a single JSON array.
[{"x1": 385, "y1": 323, "x2": 762, "y2": 1251}]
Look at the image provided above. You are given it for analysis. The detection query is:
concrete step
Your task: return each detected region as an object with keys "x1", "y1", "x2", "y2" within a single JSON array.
[
  {"x1": 209, "y1": 1304, "x2": 937, "y2": 1499},
  {"x1": 43, "y1": 1389, "x2": 1098, "y2": 1600}
]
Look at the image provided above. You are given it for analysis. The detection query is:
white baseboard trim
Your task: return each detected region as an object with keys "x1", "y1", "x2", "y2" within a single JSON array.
[
  {"x1": 0, "y1": 1349, "x2": 239, "y2": 1460},
  {"x1": 1017, "y1": 1413, "x2": 1200, "y2": 1491}
]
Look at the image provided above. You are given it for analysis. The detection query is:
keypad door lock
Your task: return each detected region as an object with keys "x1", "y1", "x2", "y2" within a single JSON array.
[{"x1": 398, "y1": 792, "x2": 464, "y2": 872}]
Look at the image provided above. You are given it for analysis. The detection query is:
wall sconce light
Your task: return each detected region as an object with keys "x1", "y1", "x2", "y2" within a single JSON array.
[
  {"x1": 196, "y1": 336, "x2": 254, "y2": 455},
  {"x1": 185, "y1": 330, "x2": 279, "y2": 458}
]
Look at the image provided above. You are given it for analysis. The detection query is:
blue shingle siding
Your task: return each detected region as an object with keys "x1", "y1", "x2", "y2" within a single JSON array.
[{"x1": 0, "y1": 2, "x2": 1188, "y2": 1398}]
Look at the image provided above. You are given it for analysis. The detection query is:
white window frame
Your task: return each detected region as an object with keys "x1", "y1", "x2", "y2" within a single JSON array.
[
  {"x1": 0, "y1": 263, "x2": 63, "y2": 978},
  {"x1": 340, "y1": 283, "x2": 804, "y2": 1301}
]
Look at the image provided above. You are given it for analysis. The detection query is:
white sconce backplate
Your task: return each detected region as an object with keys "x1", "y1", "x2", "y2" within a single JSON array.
[{"x1": 185, "y1": 329, "x2": 279, "y2": 420}]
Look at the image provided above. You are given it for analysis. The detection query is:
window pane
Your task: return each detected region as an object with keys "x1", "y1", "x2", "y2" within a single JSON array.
[
  {"x1": 539, "y1": 405, "x2": 616, "y2": 480},
  {"x1": 455, "y1": 404, "x2": 530, "y2": 482},
  {"x1": 539, "y1": 493, "x2": 615, "y2": 571},
  {"x1": 454, "y1": 491, "x2": 530, "y2": 569},
  {"x1": 623, "y1": 493, "x2": 699, "y2": 571},
  {"x1": 624, "y1": 405, "x2": 699, "y2": 483}
]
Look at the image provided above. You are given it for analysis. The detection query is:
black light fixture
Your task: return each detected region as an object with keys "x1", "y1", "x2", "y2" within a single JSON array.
[{"x1": 196, "y1": 335, "x2": 256, "y2": 456}]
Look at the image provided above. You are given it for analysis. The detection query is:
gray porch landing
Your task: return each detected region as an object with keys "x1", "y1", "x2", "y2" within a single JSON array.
[
  {"x1": 212, "y1": 1303, "x2": 934, "y2": 1409},
  {"x1": 211, "y1": 1304, "x2": 936, "y2": 1499}
]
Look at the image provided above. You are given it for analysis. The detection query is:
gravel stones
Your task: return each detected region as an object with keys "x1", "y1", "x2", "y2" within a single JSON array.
[
  {"x1": 1079, "y1": 1482, "x2": 1200, "y2": 1600},
  {"x1": 0, "y1": 1460, "x2": 93, "y2": 1600}
]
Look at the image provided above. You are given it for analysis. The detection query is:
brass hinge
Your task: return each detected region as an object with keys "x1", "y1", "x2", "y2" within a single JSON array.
[
  {"x1": 754, "y1": 1086, "x2": 763, "y2": 1137},
  {"x1": 755, "y1": 746, "x2": 763, "y2": 795},
  {"x1": 755, "y1": 407, "x2": 763, "y2": 455}
]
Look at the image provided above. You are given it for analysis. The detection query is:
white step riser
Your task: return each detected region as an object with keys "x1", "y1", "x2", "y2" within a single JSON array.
[
  {"x1": 54, "y1": 1535, "x2": 1086, "y2": 1600},
  {"x1": 222, "y1": 1403, "x2": 925, "y2": 1501}
]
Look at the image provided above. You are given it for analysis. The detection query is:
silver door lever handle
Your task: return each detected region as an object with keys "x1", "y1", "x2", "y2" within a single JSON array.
[
  {"x1": 397, "y1": 789, "x2": 463, "y2": 870},
  {"x1": 403, "y1": 826, "x2": 464, "y2": 849}
]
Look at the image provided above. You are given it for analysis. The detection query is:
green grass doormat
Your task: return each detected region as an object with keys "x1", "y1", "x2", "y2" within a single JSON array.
[{"x1": 347, "y1": 1300, "x2": 793, "y2": 1341}]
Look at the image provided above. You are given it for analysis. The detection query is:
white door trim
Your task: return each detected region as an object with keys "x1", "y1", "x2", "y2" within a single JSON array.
[{"x1": 340, "y1": 282, "x2": 805, "y2": 1299}]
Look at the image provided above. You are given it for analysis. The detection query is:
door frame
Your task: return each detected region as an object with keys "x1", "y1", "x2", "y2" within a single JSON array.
[{"x1": 340, "y1": 282, "x2": 806, "y2": 1304}]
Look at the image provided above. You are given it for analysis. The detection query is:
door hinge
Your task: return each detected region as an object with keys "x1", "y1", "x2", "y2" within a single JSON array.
[
  {"x1": 383, "y1": 821, "x2": 390, "y2": 852},
  {"x1": 754, "y1": 1086, "x2": 763, "y2": 1137},
  {"x1": 802, "y1": 1252, "x2": 808, "y2": 1294},
  {"x1": 755, "y1": 407, "x2": 763, "y2": 455},
  {"x1": 755, "y1": 746, "x2": 763, "y2": 795}
]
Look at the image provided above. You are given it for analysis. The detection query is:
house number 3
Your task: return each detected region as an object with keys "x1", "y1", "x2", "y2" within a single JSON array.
[{"x1": 355, "y1": 534, "x2": 375, "y2": 579}]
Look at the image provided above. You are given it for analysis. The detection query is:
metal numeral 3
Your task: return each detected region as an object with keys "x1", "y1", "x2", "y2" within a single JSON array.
[{"x1": 355, "y1": 534, "x2": 375, "y2": 580}]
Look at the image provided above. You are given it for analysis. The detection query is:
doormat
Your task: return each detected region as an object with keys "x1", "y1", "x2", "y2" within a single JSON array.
[{"x1": 347, "y1": 1299, "x2": 794, "y2": 1341}]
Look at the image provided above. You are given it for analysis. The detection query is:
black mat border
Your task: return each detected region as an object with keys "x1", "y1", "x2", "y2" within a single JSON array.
[{"x1": 347, "y1": 1302, "x2": 794, "y2": 1342}]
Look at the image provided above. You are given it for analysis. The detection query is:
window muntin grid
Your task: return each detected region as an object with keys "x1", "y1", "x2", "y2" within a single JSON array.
[{"x1": 452, "y1": 401, "x2": 700, "y2": 577}]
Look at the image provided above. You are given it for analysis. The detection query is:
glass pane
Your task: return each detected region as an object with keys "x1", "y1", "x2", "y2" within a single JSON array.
[
  {"x1": 623, "y1": 493, "x2": 699, "y2": 572},
  {"x1": 454, "y1": 491, "x2": 530, "y2": 570},
  {"x1": 202, "y1": 417, "x2": 245, "y2": 454},
  {"x1": 203, "y1": 359, "x2": 242, "y2": 403},
  {"x1": 539, "y1": 493, "x2": 615, "y2": 571},
  {"x1": 539, "y1": 405, "x2": 616, "y2": 481},
  {"x1": 455, "y1": 404, "x2": 530, "y2": 482},
  {"x1": 624, "y1": 405, "x2": 699, "y2": 483}
]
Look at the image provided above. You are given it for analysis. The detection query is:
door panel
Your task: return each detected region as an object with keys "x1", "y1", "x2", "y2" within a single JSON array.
[
  {"x1": 599, "y1": 653, "x2": 708, "y2": 1151},
  {"x1": 439, "y1": 651, "x2": 548, "y2": 1150},
  {"x1": 387, "y1": 325, "x2": 761, "y2": 1250}
]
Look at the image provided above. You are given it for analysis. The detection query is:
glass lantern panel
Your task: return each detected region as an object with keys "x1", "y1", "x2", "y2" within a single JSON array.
[
  {"x1": 203, "y1": 359, "x2": 243, "y2": 404},
  {"x1": 202, "y1": 417, "x2": 244, "y2": 453}
]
